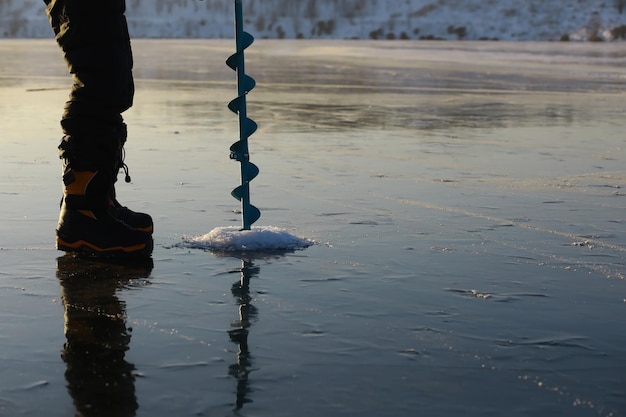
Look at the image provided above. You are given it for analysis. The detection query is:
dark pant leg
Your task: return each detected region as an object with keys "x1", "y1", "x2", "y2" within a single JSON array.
[{"x1": 44, "y1": 0, "x2": 134, "y2": 162}]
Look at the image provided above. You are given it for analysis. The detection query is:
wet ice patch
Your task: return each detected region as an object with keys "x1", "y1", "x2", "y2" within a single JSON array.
[{"x1": 182, "y1": 226, "x2": 313, "y2": 252}]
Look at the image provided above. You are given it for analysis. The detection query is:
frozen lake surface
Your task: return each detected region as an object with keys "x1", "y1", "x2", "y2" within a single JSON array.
[{"x1": 1, "y1": 39, "x2": 626, "y2": 416}]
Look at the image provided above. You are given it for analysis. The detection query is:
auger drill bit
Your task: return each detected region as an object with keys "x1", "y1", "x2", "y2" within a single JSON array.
[{"x1": 226, "y1": 0, "x2": 260, "y2": 230}]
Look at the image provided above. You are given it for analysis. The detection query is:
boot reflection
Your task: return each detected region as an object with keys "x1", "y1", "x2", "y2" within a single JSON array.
[
  {"x1": 228, "y1": 259, "x2": 259, "y2": 410},
  {"x1": 56, "y1": 255, "x2": 153, "y2": 417}
]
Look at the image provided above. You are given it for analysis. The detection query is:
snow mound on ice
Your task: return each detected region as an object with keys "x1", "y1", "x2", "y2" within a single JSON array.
[{"x1": 183, "y1": 226, "x2": 313, "y2": 252}]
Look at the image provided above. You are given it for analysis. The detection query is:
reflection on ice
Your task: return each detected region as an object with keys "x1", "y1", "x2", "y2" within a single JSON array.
[
  {"x1": 182, "y1": 225, "x2": 313, "y2": 252},
  {"x1": 228, "y1": 258, "x2": 259, "y2": 410},
  {"x1": 56, "y1": 255, "x2": 154, "y2": 417}
]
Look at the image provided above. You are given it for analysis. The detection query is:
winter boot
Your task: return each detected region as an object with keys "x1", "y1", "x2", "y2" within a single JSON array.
[
  {"x1": 56, "y1": 161, "x2": 153, "y2": 257},
  {"x1": 109, "y1": 198, "x2": 154, "y2": 234},
  {"x1": 93, "y1": 128, "x2": 154, "y2": 234},
  {"x1": 108, "y1": 156, "x2": 154, "y2": 234}
]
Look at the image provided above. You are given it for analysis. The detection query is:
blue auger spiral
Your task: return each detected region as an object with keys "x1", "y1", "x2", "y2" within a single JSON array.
[{"x1": 226, "y1": 0, "x2": 260, "y2": 230}]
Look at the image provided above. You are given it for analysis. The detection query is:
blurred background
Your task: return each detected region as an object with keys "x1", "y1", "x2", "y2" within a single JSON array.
[{"x1": 2, "y1": 0, "x2": 626, "y2": 41}]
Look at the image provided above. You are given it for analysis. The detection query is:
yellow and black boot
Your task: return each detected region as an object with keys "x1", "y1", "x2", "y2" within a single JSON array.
[{"x1": 56, "y1": 162, "x2": 153, "y2": 257}]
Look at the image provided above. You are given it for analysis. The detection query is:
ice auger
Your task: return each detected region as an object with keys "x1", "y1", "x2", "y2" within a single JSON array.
[{"x1": 226, "y1": 0, "x2": 260, "y2": 230}]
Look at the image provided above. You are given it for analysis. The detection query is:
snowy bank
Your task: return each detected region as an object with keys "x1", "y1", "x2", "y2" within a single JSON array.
[{"x1": 2, "y1": 0, "x2": 626, "y2": 41}]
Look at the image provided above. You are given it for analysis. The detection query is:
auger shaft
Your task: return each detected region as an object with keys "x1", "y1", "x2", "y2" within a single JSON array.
[{"x1": 227, "y1": 0, "x2": 260, "y2": 230}]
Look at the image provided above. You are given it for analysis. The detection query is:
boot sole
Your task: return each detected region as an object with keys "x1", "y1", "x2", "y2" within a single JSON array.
[{"x1": 56, "y1": 236, "x2": 153, "y2": 258}]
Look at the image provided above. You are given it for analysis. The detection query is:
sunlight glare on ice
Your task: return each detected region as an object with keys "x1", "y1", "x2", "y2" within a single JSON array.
[{"x1": 183, "y1": 226, "x2": 313, "y2": 252}]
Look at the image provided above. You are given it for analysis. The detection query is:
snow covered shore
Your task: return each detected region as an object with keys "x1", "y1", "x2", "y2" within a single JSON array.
[{"x1": 2, "y1": 0, "x2": 626, "y2": 41}]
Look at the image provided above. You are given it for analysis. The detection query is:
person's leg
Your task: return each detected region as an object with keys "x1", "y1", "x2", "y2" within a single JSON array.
[{"x1": 44, "y1": 0, "x2": 152, "y2": 256}]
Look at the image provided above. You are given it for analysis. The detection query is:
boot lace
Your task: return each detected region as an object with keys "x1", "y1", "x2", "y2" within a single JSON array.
[{"x1": 120, "y1": 147, "x2": 131, "y2": 183}]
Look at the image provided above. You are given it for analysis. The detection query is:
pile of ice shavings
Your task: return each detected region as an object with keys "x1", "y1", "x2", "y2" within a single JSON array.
[{"x1": 183, "y1": 226, "x2": 313, "y2": 252}]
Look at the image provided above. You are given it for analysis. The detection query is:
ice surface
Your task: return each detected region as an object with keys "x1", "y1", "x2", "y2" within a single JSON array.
[
  {"x1": 1, "y1": 40, "x2": 626, "y2": 417},
  {"x1": 182, "y1": 226, "x2": 313, "y2": 252}
]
